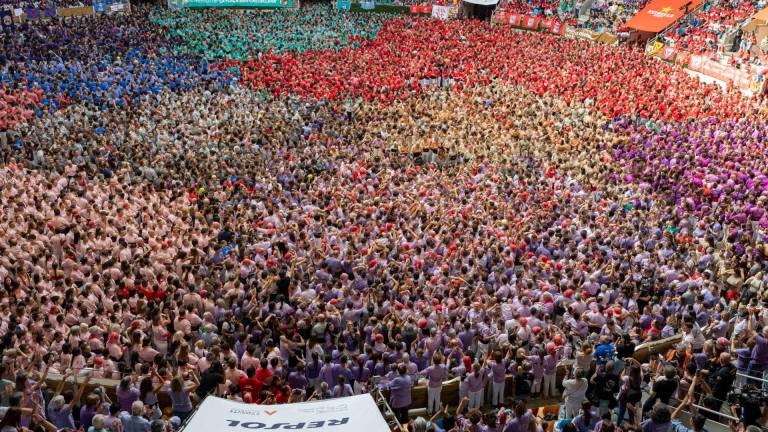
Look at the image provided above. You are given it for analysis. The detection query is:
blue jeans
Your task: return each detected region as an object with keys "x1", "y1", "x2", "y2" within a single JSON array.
[{"x1": 616, "y1": 400, "x2": 635, "y2": 426}]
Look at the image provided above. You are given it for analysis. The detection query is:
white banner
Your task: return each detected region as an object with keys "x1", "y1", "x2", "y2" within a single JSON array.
[
  {"x1": 431, "y1": 5, "x2": 454, "y2": 19},
  {"x1": 462, "y1": 0, "x2": 499, "y2": 5},
  {"x1": 182, "y1": 395, "x2": 390, "y2": 432}
]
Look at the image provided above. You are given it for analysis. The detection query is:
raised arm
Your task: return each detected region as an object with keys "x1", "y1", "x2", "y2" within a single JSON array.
[{"x1": 68, "y1": 375, "x2": 91, "y2": 411}]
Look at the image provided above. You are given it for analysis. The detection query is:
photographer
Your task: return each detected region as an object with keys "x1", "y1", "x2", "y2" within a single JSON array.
[
  {"x1": 642, "y1": 365, "x2": 678, "y2": 416},
  {"x1": 703, "y1": 353, "x2": 736, "y2": 412},
  {"x1": 729, "y1": 383, "x2": 768, "y2": 428}
]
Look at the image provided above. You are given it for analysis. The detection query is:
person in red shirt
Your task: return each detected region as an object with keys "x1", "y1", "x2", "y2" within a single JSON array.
[
  {"x1": 254, "y1": 358, "x2": 274, "y2": 386},
  {"x1": 238, "y1": 366, "x2": 263, "y2": 403}
]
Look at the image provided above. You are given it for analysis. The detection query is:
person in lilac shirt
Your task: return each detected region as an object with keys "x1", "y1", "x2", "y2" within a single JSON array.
[
  {"x1": 528, "y1": 349, "x2": 543, "y2": 398},
  {"x1": 422, "y1": 353, "x2": 447, "y2": 414},
  {"x1": 386, "y1": 364, "x2": 413, "y2": 424},
  {"x1": 488, "y1": 351, "x2": 508, "y2": 407},
  {"x1": 749, "y1": 322, "x2": 768, "y2": 382},
  {"x1": 466, "y1": 362, "x2": 488, "y2": 410},
  {"x1": 503, "y1": 401, "x2": 532, "y2": 432},
  {"x1": 542, "y1": 343, "x2": 559, "y2": 398},
  {"x1": 287, "y1": 364, "x2": 309, "y2": 390},
  {"x1": 318, "y1": 354, "x2": 337, "y2": 389},
  {"x1": 351, "y1": 357, "x2": 371, "y2": 394},
  {"x1": 47, "y1": 374, "x2": 90, "y2": 430},
  {"x1": 116, "y1": 377, "x2": 140, "y2": 413},
  {"x1": 305, "y1": 352, "x2": 322, "y2": 391},
  {"x1": 331, "y1": 375, "x2": 353, "y2": 398},
  {"x1": 640, "y1": 405, "x2": 672, "y2": 432}
]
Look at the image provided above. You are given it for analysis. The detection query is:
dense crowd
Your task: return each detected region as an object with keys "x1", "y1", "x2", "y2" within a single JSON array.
[
  {"x1": 1, "y1": 4, "x2": 768, "y2": 432},
  {"x1": 149, "y1": 7, "x2": 392, "y2": 59}
]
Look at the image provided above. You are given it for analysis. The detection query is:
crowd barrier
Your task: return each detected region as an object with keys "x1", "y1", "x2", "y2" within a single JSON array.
[
  {"x1": 492, "y1": 10, "x2": 618, "y2": 44},
  {"x1": 41, "y1": 334, "x2": 683, "y2": 410},
  {"x1": 648, "y1": 43, "x2": 766, "y2": 95}
]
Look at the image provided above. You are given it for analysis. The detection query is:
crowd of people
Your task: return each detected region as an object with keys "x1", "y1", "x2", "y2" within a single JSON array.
[
  {"x1": 1, "y1": 3, "x2": 768, "y2": 432},
  {"x1": 149, "y1": 6, "x2": 392, "y2": 60},
  {"x1": 659, "y1": 0, "x2": 757, "y2": 60}
]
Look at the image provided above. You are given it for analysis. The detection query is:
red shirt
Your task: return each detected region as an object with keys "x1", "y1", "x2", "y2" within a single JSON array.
[
  {"x1": 239, "y1": 377, "x2": 263, "y2": 401},
  {"x1": 254, "y1": 367, "x2": 273, "y2": 384}
]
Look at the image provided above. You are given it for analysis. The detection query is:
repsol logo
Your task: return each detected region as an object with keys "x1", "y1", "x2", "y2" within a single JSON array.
[{"x1": 225, "y1": 418, "x2": 349, "y2": 429}]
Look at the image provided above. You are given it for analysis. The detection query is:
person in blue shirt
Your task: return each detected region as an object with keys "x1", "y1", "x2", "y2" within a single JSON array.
[
  {"x1": 594, "y1": 335, "x2": 616, "y2": 366},
  {"x1": 670, "y1": 395, "x2": 707, "y2": 432}
]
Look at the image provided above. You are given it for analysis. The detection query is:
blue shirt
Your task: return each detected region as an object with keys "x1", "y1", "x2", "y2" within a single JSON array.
[
  {"x1": 119, "y1": 413, "x2": 151, "y2": 432},
  {"x1": 47, "y1": 403, "x2": 74, "y2": 429},
  {"x1": 671, "y1": 420, "x2": 707, "y2": 432},
  {"x1": 594, "y1": 343, "x2": 616, "y2": 365}
]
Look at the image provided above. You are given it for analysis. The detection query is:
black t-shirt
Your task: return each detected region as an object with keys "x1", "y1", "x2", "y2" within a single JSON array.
[
  {"x1": 616, "y1": 342, "x2": 636, "y2": 359},
  {"x1": 708, "y1": 364, "x2": 736, "y2": 400},
  {"x1": 594, "y1": 372, "x2": 620, "y2": 400},
  {"x1": 653, "y1": 378, "x2": 678, "y2": 403},
  {"x1": 196, "y1": 370, "x2": 225, "y2": 398},
  {"x1": 276, "y1": 276, "x2": 291, "y2": 299}
]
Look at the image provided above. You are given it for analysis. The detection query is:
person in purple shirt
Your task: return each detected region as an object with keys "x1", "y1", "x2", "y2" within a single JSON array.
[
  {"x1": 287, "y1": 364, "x2": 309, "y2": 391},
  {"x1": 305, "y1": 352, "x2": 323, "y2": 391},
  {"x1": 528, "y1": 350, "x2": 543, "y2": 398},
  {"x1": 80, "y1": 394, "x2": 101, "y2": 431},
  {"x1": 542, "y1": 343, "x2": 559, "y2": 398},
  {"x1": 423, "y1": 353, "x2": 447, "y2": 414},
  {"x1": 351, "y1": 357, "x2": 371, "y2": 394},
  {"x1": 749, "y1": 324, "x2": 768, "y2": 382},
  {"x1": 572, "y1": 401, "x2": 598, "y2": 432},
  {"x1": 488, "y1": 351, "x2": 508, "y2": 407},
  {"x1": 640, "y1": 405, "x2": 672, "y2": 432},
  {"x1": 47, "y1": 374, "x2": 90, "y2": 430},
  {"x1": 466, "y1": 362, "x2": 488, "y2": 410},
  {"x1": 116, "y1": 377, "x2": 140, "y2": 413},
  {"x1": 502, "y1": 401, "x2": 532, "y2": 432},
  {"x1": 331, "y1": 375, "x2": 353, "y2": 398},
  {"x1": 386, "y1": 364, "x2": 413, "y2": 424},
  {"x1": 318, "y1": 354, "x2": 337, "y2": 388}
]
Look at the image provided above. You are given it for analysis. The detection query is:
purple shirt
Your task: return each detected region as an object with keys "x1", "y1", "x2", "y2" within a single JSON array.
[
  {"x1": 288, "y1": 371, "x2": 309, "y2": 389},
  {"x1": 503, "y1": 411, "x2": 532, "y2": 432},
  {"x1": 751, "y1": 335, "x2": 768, "y2": 364},
  {"x1": 388, "y1": 375, "x2": 413, "y2": 408},
  {"x1": 80, "y1": 404, "x2": 97, "y2": 431},
  {"x1": 423, "y1": 364, "x2": 447, "y2": 388},
  {"x1": 543, "y1": 354, "x2": 558, "y2": 375},
  {"x1": 489, "y1": 360, "x2": 508, "y2": 383},
  {"x1": 466, "y1": 369, "x2": 487, "y2": 393},
  {"x1": 641, "y1": 420, "x2": 671, "y2": 432},
  {"x1": 319, "y1": 364, "x2": 337, "y2": 387},
  {"x1": 116, "y1": 386, "x2": 140, "y2": 412}
]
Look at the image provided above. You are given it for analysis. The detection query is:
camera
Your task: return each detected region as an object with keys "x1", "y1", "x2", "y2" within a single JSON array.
[{"x1": 727, "y1": 385, "x2": 768, "y2": 406}]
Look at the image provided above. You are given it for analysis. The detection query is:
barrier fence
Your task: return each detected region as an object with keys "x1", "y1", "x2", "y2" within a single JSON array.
[{"x1": 36, "y1": 333, "x2": 683, "y2": 412}]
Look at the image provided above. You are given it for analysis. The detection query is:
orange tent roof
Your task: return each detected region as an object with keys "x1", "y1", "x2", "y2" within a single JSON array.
[
  {"x1": 753, "y1": 7, "x2": 768, "y2": 22},
  {"x1": 626, "y1": 0, "x2": 704, "y2": 33}
]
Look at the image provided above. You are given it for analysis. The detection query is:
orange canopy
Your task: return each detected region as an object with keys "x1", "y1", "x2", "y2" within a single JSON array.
[
  {"x1": 753, "y1": 7, "x2": 768, "y2": 22},
  {"x1": 626, "y1": 0, "x2": 703, "y2": 33},
  {"x1": 743, "y1": 8, "x2": 768, "y2": 31}
]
